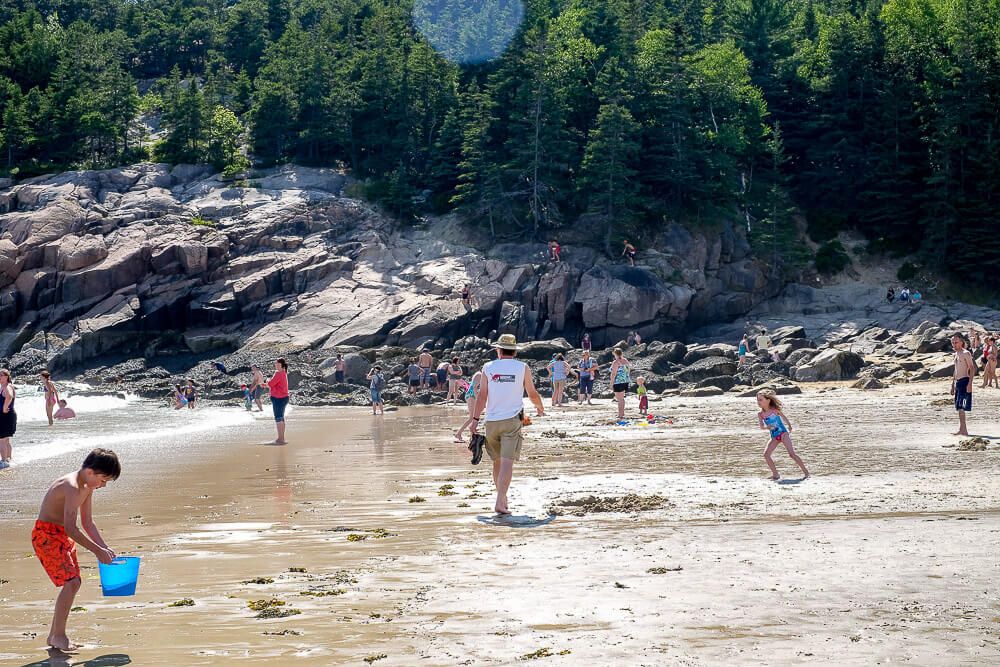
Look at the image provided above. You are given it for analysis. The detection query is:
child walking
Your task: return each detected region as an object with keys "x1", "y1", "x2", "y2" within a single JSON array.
[
  {"x1": 756, "y1": 389, "x2": 809, "y2": 481},
  {"x1": 241, "y1": 384, "x2": 253, "y2": 411},
  {"x1": 636, "y1": 377, "x2": 648, "y2": 415},
  {"x1": 32, "y1": 448, "x2": 120, "y2": 652}
]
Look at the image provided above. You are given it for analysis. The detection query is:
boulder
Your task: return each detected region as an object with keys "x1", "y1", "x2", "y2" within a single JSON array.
[
  {"x1": 929, "y1": 361, "x2": 955, "y2": 378},
  {"x1": 682, "y1": 346, "x2": 726, "y2": 365},
  {"x1": 342, "y1": 353, "x2": 372, "y2": 383},
  {"x1": 574, "y1": 265, "x2": 675, "y2": 328},
  {"x1": 770, "y1": 326, "x2": 807, "y2": 344},
  {"x1": 792, "y1": 349, "x2": 866, "y2": 382},
  {"x1": 736, "y1": 384, "x2": 803, "y2": 398},
  {"x1": 853, "y1": 377, "x2": 886, "y2": 390},
  {"x1": 57, "y1": 234, "x2": 108, "y2": 271},
  {"x1": 517, "y1": 338, "x2": 573, "y2": 360},
  {"x1": 696, "y1": 375, "x2": 737, "y2": 391},
  {"x1": 677, "y1": 356, "x2": 737, "y2": 382},
  {"x1": 786, "y1": 348, "x2": 819, "y2": 366}
]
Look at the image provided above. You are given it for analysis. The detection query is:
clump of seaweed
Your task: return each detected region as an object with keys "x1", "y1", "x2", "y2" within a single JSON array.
[
  {"x1": 408, "y1": 496, "x2": 426, "y2": 503},
  {"x1": 347, "y1": 533, "x2": 368, "y2": 542},
  {"x1": 288, "y1": 567, "x2": 307, "y2": 573},
  {"x1": 168, "y1": 598, "x2": 195, "y2": 607},
  {"x1": 263, "y1": 629, "x2": 302, "y2": 636},
  {"x1": 648, "y1": 566, "x2": 683, "y2": 574},
  {"x1": 300, "y1": 589, "x2": 346, "y2": 597},
  {"x1": 248, "y1": 599, "x2": 285, "y2": 612},
  {"x1": 438, "y1": 484, "x2": 457, "y2": 496},
  {"x1": 364, "y1": 654, "x2": 387, "y2": 664},
  {"x1": 243, "y1": 577, "x2": 274, "y2": 585}
]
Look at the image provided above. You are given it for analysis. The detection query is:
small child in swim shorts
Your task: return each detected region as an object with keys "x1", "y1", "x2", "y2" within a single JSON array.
[
  {"x1": 241, "y1": 384, "x2": 253, "y2": 411},
  {"x1": 33, "y1": 448, "x2": 120, "y2": 652},
  {"x1": 756, "y1": 389, "x2": 809, "y2": 481}
]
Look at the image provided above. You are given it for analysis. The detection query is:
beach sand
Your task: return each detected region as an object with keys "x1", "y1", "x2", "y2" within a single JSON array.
[{"x1": 1, "y1": 380, "x2": 999, "y2": 665}]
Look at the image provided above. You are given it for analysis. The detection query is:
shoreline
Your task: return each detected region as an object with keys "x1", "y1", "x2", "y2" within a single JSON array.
[{"x1": 2, "y1": 383, "x2": 1000, "y2": 664}]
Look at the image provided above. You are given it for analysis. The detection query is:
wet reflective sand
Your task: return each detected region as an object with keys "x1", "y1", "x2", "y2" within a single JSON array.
[{"x1": 1, "y1": 380, "x2": 999, "y2": 665}]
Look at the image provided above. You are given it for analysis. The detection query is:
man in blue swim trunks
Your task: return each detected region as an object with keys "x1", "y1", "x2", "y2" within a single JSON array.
[{"x1": 951, "y1": 334, "x2": 976, "y2": 436}]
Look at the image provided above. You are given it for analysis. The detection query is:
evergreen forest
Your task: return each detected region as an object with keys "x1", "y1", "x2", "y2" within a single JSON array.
[{"x1": 1, "y1": 0, "x2": 999, "y2": 284}]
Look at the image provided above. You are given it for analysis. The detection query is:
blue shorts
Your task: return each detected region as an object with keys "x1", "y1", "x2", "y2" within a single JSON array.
[
  {"x1": 579, "y1": 377, "x2": 593, "y2": 394},
  {"x1": 271, "y1": 396, "x2": 289, "y2": 422},
  {"x1": 334, "y1": 370, "x2": 344, "y2": 383},
  {"x1": 370, "y1": 389, "x2": 382, "y2": 405},
  {"x1": 955, "y1": 378, "x2": 972, "y2": 412}
]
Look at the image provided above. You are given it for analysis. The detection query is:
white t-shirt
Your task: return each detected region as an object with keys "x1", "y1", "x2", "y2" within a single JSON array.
[
  {"x1": 756, "y1": 334, "x2": 772, "y2": 350},
  {"x1": 482, "y1": 358, "x2": 527, "y2": 422}
]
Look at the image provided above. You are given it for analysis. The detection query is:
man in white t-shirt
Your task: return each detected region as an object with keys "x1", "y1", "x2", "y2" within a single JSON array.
[
  {"x1": 470, "y1": 334, "x2": 545, "y2": 515},
  {"x1": 756, "y1": 329, "x2": 772, "y2": 353}
]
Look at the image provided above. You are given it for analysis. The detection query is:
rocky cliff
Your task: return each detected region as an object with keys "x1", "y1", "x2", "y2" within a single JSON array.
[{"x1": 0, "y1": 163, "x2": 781, "y2": 371}]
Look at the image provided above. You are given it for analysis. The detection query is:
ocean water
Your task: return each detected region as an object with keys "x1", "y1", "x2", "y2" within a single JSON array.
[{"x1": 3, "y1": 383, "x2": 261, "y2": 468}]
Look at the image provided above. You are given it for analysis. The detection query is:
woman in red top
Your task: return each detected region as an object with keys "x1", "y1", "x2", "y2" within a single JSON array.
[{"x1": 268, "y1": 358, "x2": 290, "y2": 444}]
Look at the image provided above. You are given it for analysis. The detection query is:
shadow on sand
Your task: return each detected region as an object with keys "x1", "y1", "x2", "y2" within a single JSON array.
[
  {"x1": 476, "y1": 514, "x2": 557, "y2": 528},
  {"x1": 777, "y1": 478, "x2": 808, "y2": 485},
  {"x1": 22, "y1": 651, "x2": 131, "y2": 667}
]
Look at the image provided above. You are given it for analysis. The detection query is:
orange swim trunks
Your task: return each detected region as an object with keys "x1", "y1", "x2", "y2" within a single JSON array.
[{"x1": 32, "y1": 520, "x2": 80, "y2": 587}]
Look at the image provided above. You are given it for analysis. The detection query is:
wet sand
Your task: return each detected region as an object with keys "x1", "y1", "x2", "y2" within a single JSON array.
[{"x1": 2, "y1": 381, "x2": 1000, "y2": 665}]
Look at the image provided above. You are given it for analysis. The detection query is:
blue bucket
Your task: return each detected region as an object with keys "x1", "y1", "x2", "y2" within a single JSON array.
[{"x1": 98, "y1": 556, "x2": 141, "y2": 596}]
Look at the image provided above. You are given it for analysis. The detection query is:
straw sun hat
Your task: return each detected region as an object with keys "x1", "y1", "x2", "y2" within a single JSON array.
[{"x1": 493, "y1": 334, "x2": 519, "y2": 351}]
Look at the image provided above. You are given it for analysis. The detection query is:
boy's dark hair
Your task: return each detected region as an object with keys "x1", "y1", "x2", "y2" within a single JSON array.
[{"x1": 83, "y1": 448, "x2": 121, "y2": 479}]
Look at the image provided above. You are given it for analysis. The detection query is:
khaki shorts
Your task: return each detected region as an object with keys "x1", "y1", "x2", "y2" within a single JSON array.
[{"x1": 484, "y1": 416, "x2": 523, "y2": 462}]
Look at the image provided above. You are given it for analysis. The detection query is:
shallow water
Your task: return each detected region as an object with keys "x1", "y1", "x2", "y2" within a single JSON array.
[{"x1": 4, "y1": 384, "x2": 258, "y2": 469}]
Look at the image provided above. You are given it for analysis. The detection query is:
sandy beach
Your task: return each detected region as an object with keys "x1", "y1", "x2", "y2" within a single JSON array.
[{"x1": 2, "y1": 380, "x2": 1000, "y2": 665}]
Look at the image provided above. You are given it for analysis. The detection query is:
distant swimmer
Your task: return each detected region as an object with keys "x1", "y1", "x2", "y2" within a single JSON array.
[
  {"x1": 0, "y1": 368, "x2": 15, "y2": 468},
  {"x1": 54, "y1": 400, "x2": 76, "y2": 420},
  {"x1": 184, "y1": 379, "x2": 197, "y2": 410},
  {"x1": 32, "y1": 448, "x2": 120, "y2": 653},
  {"x1": 757, "y1": 389, "x2": 809, "y2": 481},
  {"x1": 173, "y1": 384, "x2": 188, "y2": 410},
  {"x1": 40, "y1": 370, "x2": 59, "y2": 426}
]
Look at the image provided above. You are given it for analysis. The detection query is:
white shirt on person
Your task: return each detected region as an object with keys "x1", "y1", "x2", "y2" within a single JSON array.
[
  {"x1": 756, "y1": 334, "x2": 772, "y2": 350},
  {"x1": 482, "y1": 358, "x2": 527, "y2": 422}
]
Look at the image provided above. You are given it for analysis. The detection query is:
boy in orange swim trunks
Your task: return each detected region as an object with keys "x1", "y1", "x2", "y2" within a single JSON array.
[{"x1": 32, "y1": 448, "x2": 120, "y2": 652}]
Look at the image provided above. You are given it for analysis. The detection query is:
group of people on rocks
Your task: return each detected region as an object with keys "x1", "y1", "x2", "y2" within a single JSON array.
[{"x1": 885, "y1": 286, "x2": 922, "y2": 304}]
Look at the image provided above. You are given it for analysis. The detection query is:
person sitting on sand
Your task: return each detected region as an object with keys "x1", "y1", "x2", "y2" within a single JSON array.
[
  {"x1": 469, "y1": 335, "x2": 545, "y2": 515},
  {"x1": 54, "y1": 400, "x2": 76, "y2": 420},
  {"x1": 951, "y1": 334, "x2": 975, "y2": 436},
  {"x1": 32, "y1": 448, "x2": 120, "y2": 653},
  {"x1": 756, "y1": 389, "x2": 809, "y2": 481}
]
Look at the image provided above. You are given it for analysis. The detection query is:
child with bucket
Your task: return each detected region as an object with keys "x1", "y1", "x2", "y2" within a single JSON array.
[{"x1": 32, "y1": 448, "x2": 125, "y2": 652}]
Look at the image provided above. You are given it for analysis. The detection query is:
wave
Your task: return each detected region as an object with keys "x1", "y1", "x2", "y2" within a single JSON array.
[{"x1": 9, "y1": 399, "x2": 258, "y2": 467}]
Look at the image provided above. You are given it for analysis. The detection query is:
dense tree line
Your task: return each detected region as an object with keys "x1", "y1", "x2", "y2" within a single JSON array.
[{"x1": 0, "y1": 0, "x2": 998, "y2": 283}]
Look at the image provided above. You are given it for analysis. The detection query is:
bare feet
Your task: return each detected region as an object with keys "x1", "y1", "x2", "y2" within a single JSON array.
[
  {"x1": 770, "y1": 475, "x2": 780, "y2": 481},
  {"x1": 453, "y1": 436, "x2": 465, "y2": 443},
  {"x1": 47, "y1": 635, "x2": 80, "y2": 652},
  {"x1": 274, "y1": 439, "x2": 288, "y2": 445},
  {"x1": 495, "y1": 507, "x2": 512, "y2": 515},
  {"x1": 953, "y1": 431, "x2": 969, "y2": 436}
]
